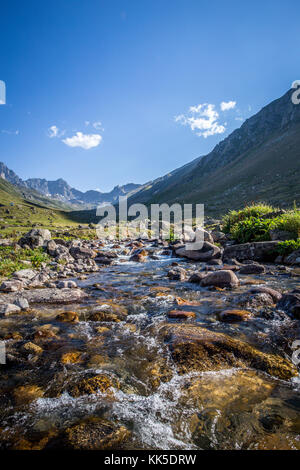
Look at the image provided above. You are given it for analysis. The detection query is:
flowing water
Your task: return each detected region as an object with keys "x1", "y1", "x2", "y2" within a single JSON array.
[{"x1": 0, "y1": 243, "x2": 299, "y2": 449}]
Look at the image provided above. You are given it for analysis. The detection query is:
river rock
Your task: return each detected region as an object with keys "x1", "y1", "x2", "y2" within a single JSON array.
[
  {"x1": 249, "y1": 286, "x2": 282, "y2": 302},
  {"x1": 0, "y1": 280, "x2": 24, "y2": 292},
  {"x1": 57, "y1": 280, "x2": 78, "y2": 289},
  {"x1": 277, "y1": 291, "x2": 300, "y2": 319},
  {"x1": 239, "y1": 263, "x2": 266, "y2": 274},
  {"x1": 0, "y1": 303, "x2": 21, "y2": 316},
  {"x1": 167, "y1": 267, "x2": 186, "y2": 281},
  {"x1": 13, "y1": 269, "x2": 37, "y2": 281},
  {"x1": 163, "y1": 324, "x2": 297, "y2": 380},
  {"x1": 69, "y1": 246, "x2": 97, "y2": 260},
  {"x1": 201, "y1": 270, "x2": 239, "y2": 288},
  {"x1": 175, "y1": 241, "x2": 221, "y2": 262},
  {"x1": 188, "y1": 272, "x2": 207, "y2": 283}
]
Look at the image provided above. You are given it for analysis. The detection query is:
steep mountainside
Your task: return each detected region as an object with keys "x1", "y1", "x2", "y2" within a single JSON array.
[{"x1": 127, "y1": 89, "x2": 300, "y2": 215}]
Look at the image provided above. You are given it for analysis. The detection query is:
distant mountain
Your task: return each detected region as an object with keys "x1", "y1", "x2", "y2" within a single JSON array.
[
  {"x1": 0, "y1": 162, "x2": 141, "y2": 208},
  {"x1": 127, "y1": 88, "x2": 300, "y2": 215}
]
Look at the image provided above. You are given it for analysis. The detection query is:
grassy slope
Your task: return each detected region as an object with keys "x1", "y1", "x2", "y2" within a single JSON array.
[{"x1": 0, "y1": 178, "x2": 83, "y2": 237}]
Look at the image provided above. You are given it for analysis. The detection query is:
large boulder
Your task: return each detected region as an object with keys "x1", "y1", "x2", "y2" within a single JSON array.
[
  {"x1": 223, "y1": 241, "x2": 280, "y2": 262},
  {"x1": 163, "y1": 324, "x2": 297, "y2": 380},
  {"x1": 175, "y1": 241, "x2": 221, "y2": 261},
  {"x1": 18, "y1": 229, "x2": 51, "y2": 249},
  {"x1": 0, "y1": 288, "x2": 88, "y2": 305},
  {"x1": 201, "y1": 270, "x2": 239, "y2": 288}
]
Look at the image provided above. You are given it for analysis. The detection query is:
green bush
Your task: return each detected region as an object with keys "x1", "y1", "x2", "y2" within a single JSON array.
[
  {"x1": 222, "y1": 203, "x2": 300, "y2": 243},
  {"x1": 0, "y1": 246, "x2": 50, "y2": 278},
  {"x1": 271, "y1": 211, "x2": 300, "y2": 238},
  {"x1": 272, "y1": 239, "x2": 300, "y2": 256},
  {"x1": 222, "y1": 203, "x2": 276, "y2": 233},
  {"x1": 230, "y1": 217, "x2": 273, "y2": 244}
]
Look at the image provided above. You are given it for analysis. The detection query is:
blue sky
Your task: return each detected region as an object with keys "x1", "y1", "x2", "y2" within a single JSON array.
[{"x1": 0, "y1": 0, "x2": 299, "y2": 192}]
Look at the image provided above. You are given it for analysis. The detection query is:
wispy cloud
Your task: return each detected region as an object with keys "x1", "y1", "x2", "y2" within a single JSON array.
[
  {"x1": 48, "y1": 125, "x2": 65, "y2": 138},
  {"x1": 175, "y1": 103, "x2": 226, "y2": 138},
  {"x1": 1, "y1": 129, "x2": 19, "y2": 135},
  {"x1": 62, "y1": 132, "x2": 102, "y2": 149},
  {"x1": 220, "y1": 100, "x2": 236, "y2": 111}
]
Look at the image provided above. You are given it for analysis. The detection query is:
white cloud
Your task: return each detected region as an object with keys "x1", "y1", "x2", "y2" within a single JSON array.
[
  {"x1": 175, "y1": 103, "x2": 226, "y2": 138},
  {"x1": 48, "y1": 125, "x2": 65, "y2": 138},
  {"x1": 62, "y1": 132, "x2": 102, "y2": 149},
  {"x1": 220, "y1": 101, "x2": 236, "y2": 111},
  {"x1": 92, "y1": 121, "x2": 103, "y2": 130},
  {"x1": 1, "y1": 129, "x2": 19, "y2": 135}
]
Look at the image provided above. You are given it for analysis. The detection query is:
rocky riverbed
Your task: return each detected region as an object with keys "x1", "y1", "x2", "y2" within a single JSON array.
[{"x1": 0, "y1": 229, "x2": 299, "y2": 450}]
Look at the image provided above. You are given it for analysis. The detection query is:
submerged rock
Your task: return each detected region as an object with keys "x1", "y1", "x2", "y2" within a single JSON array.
[
  {"x1": 163, "y1": 324, "x2": 297, "y2": 380},
  {"x1": 217, "y1": 309, "x2": 252, "y2": 323},
  {"x1": 68, "y1": 374, "x2": 119, "y2": 398},
  {"x1": 62, "y1": 417, "x2": 130, "y2": 450},
  {"x1": 167, "y1": 310, "x2": 196, "y2": 319}
]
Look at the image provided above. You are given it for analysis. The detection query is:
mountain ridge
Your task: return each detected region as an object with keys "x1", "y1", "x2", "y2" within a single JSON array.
[{"x1": 0, "y1": 162, "x2": 141, "y2": 208}]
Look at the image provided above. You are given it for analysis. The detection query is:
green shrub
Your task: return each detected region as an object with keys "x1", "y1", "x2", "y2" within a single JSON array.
[
  {"x1": 271, "y1": 211, "x2": 300, "y2": 238},
  {"x1": 0, "y1": 246, "x2": 50, "y2": 278},
  {"x1": 222, "y1": 203, "x2": 276, "y2": 233},
  {"x1": 272, "y1": 239, "x2": 300, "y2": 256},
  {"x1": 230, "y1": 217, "x2": 273, "y2": 244}
]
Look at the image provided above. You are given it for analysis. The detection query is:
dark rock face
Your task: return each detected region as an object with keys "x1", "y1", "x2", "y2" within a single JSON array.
[
  {"x1": 163, "y1": 324, "x2": 297, "y2": 380},
  {"x1": 223, "y1": 241, "x2": 280, "y2": 262}
]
